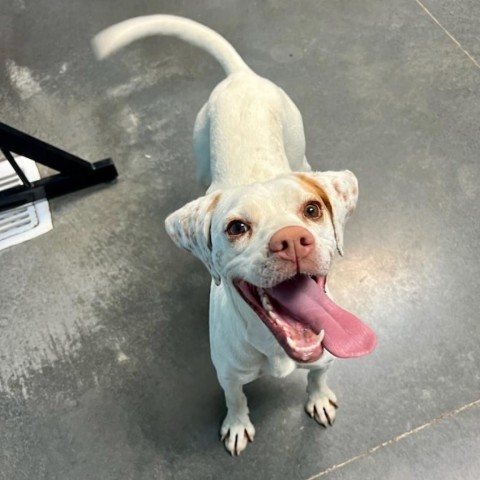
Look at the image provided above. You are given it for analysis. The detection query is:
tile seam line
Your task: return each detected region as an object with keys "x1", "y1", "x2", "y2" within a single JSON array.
[
  {"x1": 414, "y1": 0, "x2": 480, "y2": 70},
  {"x1": 303, "y1": 397, "x2": 480, "y2": 480}
]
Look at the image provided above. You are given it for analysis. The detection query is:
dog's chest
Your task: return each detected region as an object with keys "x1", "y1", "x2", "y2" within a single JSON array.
[{"x1": 261, "y1": 352, "x2": 297, "y2": 378}]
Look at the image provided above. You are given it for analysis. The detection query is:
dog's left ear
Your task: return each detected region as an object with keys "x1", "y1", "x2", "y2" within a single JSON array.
[
  {"x1": 165, "y1": 191, "x2": 222, "y2": 285},
  {"x1": 297, "y1": 170, "x2": 358, "y2": 256}
]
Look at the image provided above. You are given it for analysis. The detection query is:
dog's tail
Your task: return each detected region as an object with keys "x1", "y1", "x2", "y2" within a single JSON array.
[{"x1": 92, "y1": 15, "x2": 251, "y2": 76}]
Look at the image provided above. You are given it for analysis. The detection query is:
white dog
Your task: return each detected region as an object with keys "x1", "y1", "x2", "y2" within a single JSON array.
[{"x1": 93, "y1": 15, "x2": 376, "y2": 456}]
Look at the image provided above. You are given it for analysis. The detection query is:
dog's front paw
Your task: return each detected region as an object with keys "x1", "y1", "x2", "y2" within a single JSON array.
[
  {"x1": 305, "y1": 387, "x2": 338, "y2": 427},
  {"x1": 220, "y1": 415, "x2": 255, "y2": 456}
]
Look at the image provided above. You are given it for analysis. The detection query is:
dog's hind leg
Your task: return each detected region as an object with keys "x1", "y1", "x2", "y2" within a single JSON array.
[
  {"x1": 218, "y1": 376, "x2": 256, "y2": 456},
  {"x1": 193, "y1": 103, "x2": 212, "y2": 188}
]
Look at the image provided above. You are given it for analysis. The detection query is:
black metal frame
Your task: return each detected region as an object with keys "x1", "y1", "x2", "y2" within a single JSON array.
[{"x1": 0, "y1": 122, "x2": 118, "y2": 213}]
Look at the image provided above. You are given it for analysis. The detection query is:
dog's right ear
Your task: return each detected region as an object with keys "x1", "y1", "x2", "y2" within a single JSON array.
[{"x1": 165, "y1": 191, "x2": 222, "y2": 285}]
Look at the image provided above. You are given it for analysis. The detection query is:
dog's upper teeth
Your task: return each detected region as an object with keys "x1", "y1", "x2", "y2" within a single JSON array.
[
  {"x1": 262, "y1": 297, "x2": 273, "y2": 312},
  {"x1": 257, "y1": 287, "x2": 273, "y2": 311},
  {"x1": 268, "y1": 310, "x2": 278, "y2": 323}
]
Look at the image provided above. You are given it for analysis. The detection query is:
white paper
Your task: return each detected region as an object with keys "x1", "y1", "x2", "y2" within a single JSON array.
[{"x1": 0, "y1": 156, "x2": 53, "y2": 251}]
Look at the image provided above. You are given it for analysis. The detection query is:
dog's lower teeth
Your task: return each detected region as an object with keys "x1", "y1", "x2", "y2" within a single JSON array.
[
  {"x1": 287, "y1": 337, "x2": 320, "y2": 352},
  {"x1": 257, "y1": 288, "x2": 323, "y2": 351},
  {"x1": 318, "y1": 329, "x2": 325, "y2": 342},
  {"x1": 268, "y1": 311, "x2": 278, "y2": 322}
]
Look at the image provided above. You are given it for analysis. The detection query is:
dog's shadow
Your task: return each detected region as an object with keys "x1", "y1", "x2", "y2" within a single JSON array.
[{"x1": 102, "y1": 249, "x2": 226, "y2": 456}]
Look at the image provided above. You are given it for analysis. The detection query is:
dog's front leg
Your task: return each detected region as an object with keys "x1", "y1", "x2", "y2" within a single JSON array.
[
  {"x1": 305, "y1": 363, "x2": 338, "y2": 427},
  {"x1": 218, "y1": 376, "x2": 255, "y2": 456}
]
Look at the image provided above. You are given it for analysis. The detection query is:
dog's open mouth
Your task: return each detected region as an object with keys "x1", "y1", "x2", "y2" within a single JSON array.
[{"x1": 235, "y1": 274, "x2": 376, "y2": 363}]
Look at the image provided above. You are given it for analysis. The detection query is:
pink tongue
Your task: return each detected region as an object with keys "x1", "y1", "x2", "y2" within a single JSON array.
[{"x1": 267, "y1": 276, "x2": 376, "y2": 358}]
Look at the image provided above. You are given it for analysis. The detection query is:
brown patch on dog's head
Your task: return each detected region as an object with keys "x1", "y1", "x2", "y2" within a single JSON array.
[
  {"x1": 296, "y1": 173, "x2": 334, "y2": 220},
  {"x1": 208, "y1": 192, "x2": 222, "y2": 213},
  {"x1": 295, "y1": 171, "x2": 359, "y2": 255}
]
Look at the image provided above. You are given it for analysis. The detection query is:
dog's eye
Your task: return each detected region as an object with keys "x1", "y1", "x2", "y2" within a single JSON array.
[
  {"x1": 226, "y1": 220, "x2": 250, "y2": 237},
  {"x1": 304, "y1": 202, "x2": 322, "y2": 220}
]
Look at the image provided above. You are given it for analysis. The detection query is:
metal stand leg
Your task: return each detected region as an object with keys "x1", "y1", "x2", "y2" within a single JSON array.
[{"x1": 0, "y1": 122, "x2": 118, "y2": 213}]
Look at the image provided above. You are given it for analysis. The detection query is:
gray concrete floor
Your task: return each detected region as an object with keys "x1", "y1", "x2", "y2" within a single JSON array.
[{"x1": 1, "y1": 0, "x2": 480, "y2": 479}]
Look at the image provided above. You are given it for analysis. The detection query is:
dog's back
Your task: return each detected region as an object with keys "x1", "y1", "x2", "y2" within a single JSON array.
[{"x1": 93, "y1": 15, "x2": 309, "y2": 189}]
